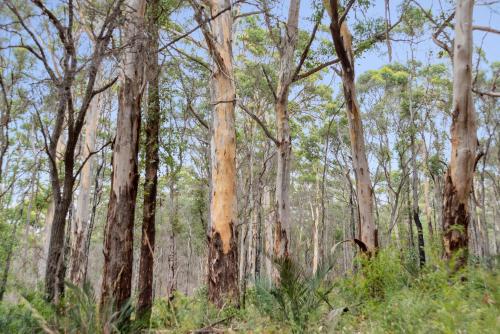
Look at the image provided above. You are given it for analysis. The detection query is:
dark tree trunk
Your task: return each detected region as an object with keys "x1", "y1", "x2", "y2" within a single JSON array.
[
  {"x1": 207, "y1": 228, "x2": 239, "y2": 308},
  {"x1": 137, "y1": 0, "x2": 160, "y2": 322},
  {"x1": 45, "y1": 189, "x2": 73, "y2": 302},
  {"x1": 414, "y1": 211, "x2": 426, "y2": 267}
]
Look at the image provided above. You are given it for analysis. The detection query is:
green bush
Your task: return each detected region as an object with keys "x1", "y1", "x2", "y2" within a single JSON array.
[{"x1": 332, "y1": 249, "x2": 500, "y2": 333}]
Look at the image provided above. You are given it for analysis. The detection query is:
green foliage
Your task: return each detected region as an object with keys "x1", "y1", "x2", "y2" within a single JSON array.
[
  {"x1": 150, "y1": 289, "x2": 255, "y2": 333},
  {"x1": 0, "y1": 283, "x2": 133, "y2": 334},
  {"x1": 252, "y1": 257, "x2": 334, "y2": 333},
  {"x1": 332, "y1": 249, "x2": 500, "y2": 333}
]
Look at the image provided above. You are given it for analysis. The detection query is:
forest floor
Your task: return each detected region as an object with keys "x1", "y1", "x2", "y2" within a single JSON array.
[{"x1": 1, "y1": 249, "x2": 499, "y2": 333}]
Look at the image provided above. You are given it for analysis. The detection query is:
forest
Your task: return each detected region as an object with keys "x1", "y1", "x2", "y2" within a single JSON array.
[{"x1": 0, "y1": 0, "x2": 499, "y2": 333}]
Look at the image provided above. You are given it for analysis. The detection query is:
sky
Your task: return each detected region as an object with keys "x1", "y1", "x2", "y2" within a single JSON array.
[{"x1": 291, "y1": 0, "x2": 500, "y2": 74}]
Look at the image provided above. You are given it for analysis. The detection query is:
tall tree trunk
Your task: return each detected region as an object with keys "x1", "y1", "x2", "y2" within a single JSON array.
[
  {"x1": 263, "y1": 186, "x2": 273, "y2": 280},
  {"x1": 166, "y1": 182, "x2": 178, "y2": 300},
  {"x1": 101, "y1": 0, "x2": 146, "y2": 315},
  {"x1": 433, "y1": 174, "x2": 444, "y2": 234},
  {"x1": 326, "y1": 0, "x2": 377, "y2": 252},
  {"x1": 409, "y1": 72, "x2": 425, "y2": 266},
  {"x1": 69, "y1": 93, "x2": 101, "y2": 286},
  {"x1": 407, "y1": 186, "x2": 415, "y2": 249},
  {"x1": 424, "y1": 178, "x2": 434, "y2": 240},
  {"x1": 442, "y1": 0, "x2": 477, "y2": 268},
  {"x1": 45, "y1": 186, "x2": 74, "y2": 302},
  {"x1": 312, "y1": 171, "x2": 320, "y2": 275},
  {"x1": 493, "y1": 200, "x2": 499, "y2": 255},
  {"x1": 479, "y1": 145, "x2": 491, "y2": 257},
  {"x1": 273, "y1": 0, "x2": 300, "y2": 267},
  {"x1": 137, "y1": 0, "x2": 160, "y2": 321},
  {"x1": 195, "y1": 0, "x2": 239, "y2": 307},
  {"x1": 247, "y1": 128, "x2": 257, "y2": 282}
]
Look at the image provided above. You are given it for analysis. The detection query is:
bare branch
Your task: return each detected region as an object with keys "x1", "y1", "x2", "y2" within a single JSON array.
[
  {"x1": 92, "y1": 76, "x2": 118, "y2": 97},
  {"x1": 473, "y1": 25, "x2": 500, "y2": 35},
  {"x1": 187, "y1": 102, "x2": 209, "y2": 130},
  {"x1": 339, "y1": 0, "x2": 356, "y2": 25},
  {"x1": 473, "y1": 88, "x2": 500, "y2": 98},
  {"x1": 74, "y1": 140, "x2": 113, "y2": 180},
  {"x1": 261, "y1": 65, "x2": 277, "y2": 101},
  {"x1": 238, "y1": 102, "x2": 279, "y2": 146},
  {"x1": 292, "y1": 10, "x2": 324, "y2": 82}
]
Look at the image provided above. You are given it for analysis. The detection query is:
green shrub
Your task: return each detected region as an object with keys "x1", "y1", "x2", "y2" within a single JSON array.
[
  {"x1": 252, "y1": 256, "x2": 335, "y2": 333},
  {"x1": 332, "y1": 249, "x2": 500, "y2": 333}
]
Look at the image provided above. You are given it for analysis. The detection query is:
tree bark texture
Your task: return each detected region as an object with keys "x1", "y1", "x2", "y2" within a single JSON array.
[
  {"x1": 327, "y1": 0, "x2": 377, "y2": 252},
  {"x1": 197, "y1": 0, "x2": 239, "y2": 307},
  {"x1": 442, "y1": 0, "x2": 477, "y2": 268},
  {"x1": 101, "y1": 0, "x2": 147, "y2": 314},
  {"x1": 137, "y1": 0, "x2": 160, "y2": 321},
  {"x1": 69, "y1": 93, "x2": 101, "y2": 286},
  {"x1": 273, "y1": 0, "x2": 300, "y2": 264}
]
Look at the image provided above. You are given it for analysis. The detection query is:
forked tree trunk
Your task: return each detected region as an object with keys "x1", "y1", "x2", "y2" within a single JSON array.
[
  {"x1": 137, "y1": 0, "x2": 160, "y2": 321},
  {"x1": 101, "y1": 0, "x2": 146, "y2": 315},
  {"x1": 273, "y1": 0, "x2": 300, "y2": 267},
  {"x1": 196, "y1": 0, "x2": 239, "y2": 307},
  {"x1": 442, "y1": 0, "x2": 477, "y2": 268},
  {"x1": 69, "y1": 93, "x2": 101, "y2": 286},
  {"x1": 327, "y1": 0, "x2": 377, "y2": 252}
]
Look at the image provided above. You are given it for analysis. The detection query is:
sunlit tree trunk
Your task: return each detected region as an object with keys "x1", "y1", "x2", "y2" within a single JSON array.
[
  {"x1": 194, "y1": 0, "x2": 239, "y2": 307},
  {"x1": 442, "y1": 0, "x2": 477, "y2": 268},
  {"x1": 101, "y1": 0, "x2": 146, "y2": 316},
  {"x1": 137, "y1": 0, "x2": 160, "y2": 321}
]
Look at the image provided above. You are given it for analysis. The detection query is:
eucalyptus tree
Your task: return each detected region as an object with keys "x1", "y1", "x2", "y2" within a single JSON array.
[
  {"x1": 324, "y1": 0, "x2": 378, "y2": 252},
  {"x1": 190, "y1": 0, "x2": 239, "y2": 307},
  {"x1": 442, "y1": 0, "x2": 477, "y2": 267},
  {"x1": 101, "y1": 0, "x2": 146, "y2": 316},
  {"x1": 137, "y1": 0, "x2": 161, "y2": 321}
]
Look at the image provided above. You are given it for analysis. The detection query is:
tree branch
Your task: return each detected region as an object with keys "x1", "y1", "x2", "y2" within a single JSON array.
[
  {"x1": 473, "y1": 25, "x2": 500, "y2": 35},
  {"x1": 292, "y1": 10, "x2": 324, "y2": 82},
  {"x1": 261, "y1": 65, "x2": 277, "y2": 102},
  {"x1": 238, "y1": 102, "x2": 279, "y2": 146}
]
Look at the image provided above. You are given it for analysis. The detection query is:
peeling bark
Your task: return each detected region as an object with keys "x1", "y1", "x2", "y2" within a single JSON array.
[
  {"x1": 195, "y1": 0, "x2": 239, "y2": 307},
  {"x1": 442, "y1": 0, "x2": 477, "y2": 268},
  {"x1": 273, "y1": 0, "x2": 300, "y2": 267},
  {"x1": 326, "y1": 0, "x2": 377, "y2": 252},
  {"x1": 101, "y1": 0, "x2": 146, "y2": 316}
]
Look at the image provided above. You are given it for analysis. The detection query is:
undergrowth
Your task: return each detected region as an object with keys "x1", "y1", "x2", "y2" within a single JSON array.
[{"x1": 1, "y1": 248, "x2": 498, "y2": 333}]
